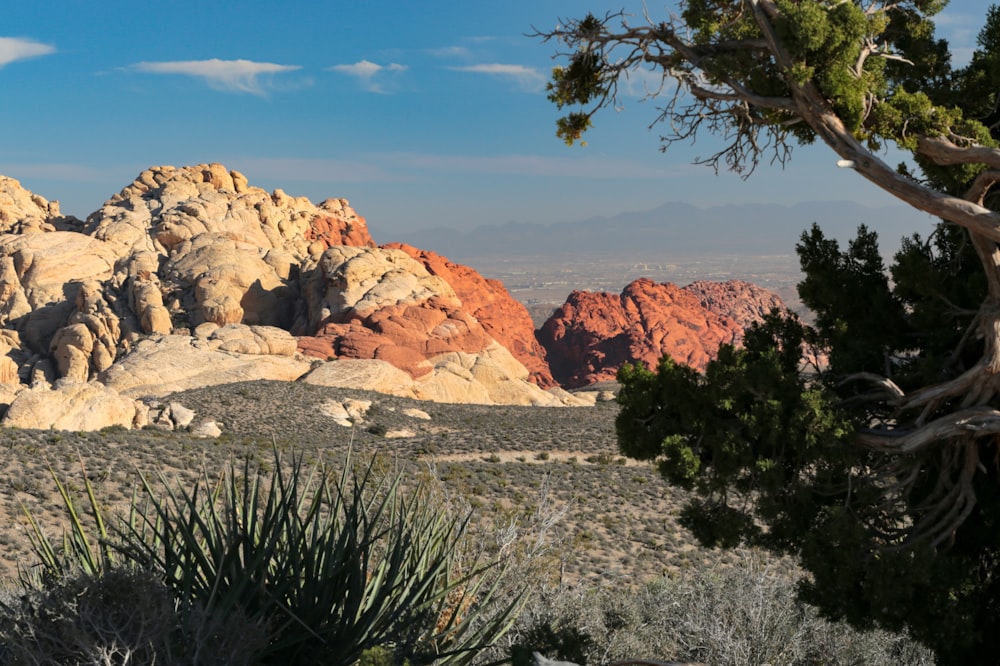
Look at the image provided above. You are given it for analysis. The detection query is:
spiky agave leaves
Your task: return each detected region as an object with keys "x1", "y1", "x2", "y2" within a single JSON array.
[
  {"x1": 23, "y1": 448, "x2": 524, "y2": 665},
  {"x1": 18, "y1": 457, "x2": 117, "y2": 587}
]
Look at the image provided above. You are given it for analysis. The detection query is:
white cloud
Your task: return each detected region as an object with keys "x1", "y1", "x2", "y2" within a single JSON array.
[
  {"x1": 448, "y1": 64, "x2": 546, "y2": 92},
  {"x1": 0, "y1": 37, "x2": 55, "y2": 68},
  {"x1": 130, "y1": 58, "x2": 301, "y2": 94},
  {"x1": 328, "y1": 60, "x2": 408, "y2": 93},
  {"x1": 427, "y1": 46, "x2": 471, "y2": 58},
  {"x1": 934, "y1": 7, "x2": 980, "y2": 68},
  {"x1": 618, "y1": 66, "x2": 668, "y2": 98}
]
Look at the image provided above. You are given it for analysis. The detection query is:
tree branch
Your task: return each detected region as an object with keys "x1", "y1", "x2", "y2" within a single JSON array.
[
  {"x1": 918, "y1": 136, "x2": 1000, "y2": 170},
  {"x1": 857, "y1": 406, "x2": 1000, "y2": 453}
]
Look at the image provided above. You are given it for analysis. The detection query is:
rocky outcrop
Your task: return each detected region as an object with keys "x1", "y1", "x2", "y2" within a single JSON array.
[
  {"x1": 0, "y1": 164, "x2": 787, "y2": 425},
  {"x1": 295, "y1": 245, "x2": 492, "y2": 375},
  {"x1": 4, "y1": 382, "x2": 146, "y2": 431},
  {"x1": 383, "y1": 243, "x2": 556, "y2": 388},
  {"x1": 99, "y1": 327, "x2": 312, "y2": 398},
  {"x1": 0, "y1": 164, "x2": 581, "y2": 428},
  {"x1": 0, "y1": 176, "x2": 79, "y2": 234},
  {"x1": 537, "y1": 278, "x2": 785, "y2": 388}
]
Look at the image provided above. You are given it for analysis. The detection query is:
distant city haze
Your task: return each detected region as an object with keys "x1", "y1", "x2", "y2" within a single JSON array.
[{"x1": 392, "y1": 199, "x2": 934, "y2": 260}]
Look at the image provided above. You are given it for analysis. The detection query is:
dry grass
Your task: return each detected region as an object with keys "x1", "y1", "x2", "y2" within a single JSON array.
[
  {"x1": 0, "y1": 380, "x2": 759, "y2": 587},
  {"x1": 0, "y1": 380, "x2": 936, "y2": 664}
]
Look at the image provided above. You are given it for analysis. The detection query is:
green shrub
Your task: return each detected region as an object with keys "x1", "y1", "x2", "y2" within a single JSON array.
[{"x1": 17, "y1": 450, "x2": 524, "y2": 665}]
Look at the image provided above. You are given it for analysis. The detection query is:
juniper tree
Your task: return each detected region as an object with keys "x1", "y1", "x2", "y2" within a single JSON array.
[{"x1": 540, "y1": 2, "x2": 1000, "y2": 661}]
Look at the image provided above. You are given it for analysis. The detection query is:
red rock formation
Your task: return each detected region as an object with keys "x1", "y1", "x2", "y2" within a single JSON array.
[
  {"x1": 383, "y1": 243, "x2": 556, "y2": 387},
  {"x1": 537, "y1": 278, "x2": 784, "y2": 388},
  {"x1": 300, "y1": 300, "x2": 495, "y2": 379},
  {"x1": 305, "y1": 200, "x2": 376, "y2": 250},
  {"x1": 685, "y1": 279, "x2": 784, "y2": 328},
  {"x1": 0, "y1": 166, "x2": 571, "y2": 415}
]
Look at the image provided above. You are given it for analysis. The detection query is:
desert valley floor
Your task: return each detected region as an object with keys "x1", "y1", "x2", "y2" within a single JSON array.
[{"x1": 0, "y1": 379, "x2": 760, "y2": 586}]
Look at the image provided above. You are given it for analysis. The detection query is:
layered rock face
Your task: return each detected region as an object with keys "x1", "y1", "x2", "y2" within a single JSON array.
[
  {"x1": 0, "y1": 164, "x2": 586, "y2": 430},
  {"x1": 382, "y1": 243, "x2": 555, "y2": 388},
  {"x1": 295, "y1": 245, "x2": 568, "y2": 406},
  {"x1": 537, "y1": 278, "x2": 785, "y2": 388}
]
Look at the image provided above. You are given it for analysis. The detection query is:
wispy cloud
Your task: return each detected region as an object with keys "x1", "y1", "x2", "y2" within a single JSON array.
[
  {"x1": 328, "y1": 60, "x2": 407, "y2": 93},
  {"x1": 448, "y1": 64, "x2": 546, "y2": 92},
  {"x1": 129, "y1": 58, "x2": 301, "y2": 94},
  {"x1": 231, "y1": 152, "x2": 678, "y2": 184},
  {"x1": 0, "y1": 162, "x2": 115, "y2": 182},
  {"x1": 618, "y1": 66, "x2": 667, "y2": 98},
  {"x1": 427, "y1": 46, "x2": 471, "y2": 58},
  {"x1": 0, "y1": 37, "x2": 55, "y2": 68},
  {"x1": 934, "y1": 7, "x2": 980, "y2": 68}
]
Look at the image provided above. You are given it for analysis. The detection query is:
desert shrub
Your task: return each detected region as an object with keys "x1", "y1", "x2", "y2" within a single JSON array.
[
  {"x1": 15, "y1": 450, "x2": 524, "y2": 665},
  {"x1": 488, "y1": 552, "x2": 934, "y2": 665},
  {"x1": 0, "y1": 566, "x2": 263, "y2": 665}
]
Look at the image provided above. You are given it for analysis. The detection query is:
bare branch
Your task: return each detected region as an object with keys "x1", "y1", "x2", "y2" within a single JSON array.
[
  {"x1": 967, "y1": 170, "x2": 1000, "y2": 205},
  {"x1": 838, "y1": 372, "x2": 906, "y2": 402},
  {"x1": 918, "y1": 136, "x2": 1000, "y2": 169},
  {"x1": 857, "y1": 406, "x2": 1000, "y2": 453}
]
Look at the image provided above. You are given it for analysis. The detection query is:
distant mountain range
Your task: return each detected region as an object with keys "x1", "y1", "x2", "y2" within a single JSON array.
[{"x1": 390, "y1": 200, "x2": 938, "y2": 261}]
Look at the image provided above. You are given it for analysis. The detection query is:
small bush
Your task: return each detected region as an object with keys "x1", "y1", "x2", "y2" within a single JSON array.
[
  {"x1": 17, "y1": 450, "x2": 525, "y2": 666},
  {"x1": 0, "y1": 566, "x2": 263, "y2": 665},
  {"x1": 489, "y1": 552, "x2": 934, "y2": 665}
]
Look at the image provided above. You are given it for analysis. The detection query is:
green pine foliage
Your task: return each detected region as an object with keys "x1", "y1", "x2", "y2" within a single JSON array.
[
  {"x1": 615, "y1": 219, "x2": 1000, "y2": 662},
  {"x1": 540, "y1": 0, "x2": 1000, "y2": 662}
]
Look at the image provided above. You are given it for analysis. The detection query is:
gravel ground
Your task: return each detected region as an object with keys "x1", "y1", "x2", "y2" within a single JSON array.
[{"x1": 0, "y1": 380, "x2": 763, "y2": 586}]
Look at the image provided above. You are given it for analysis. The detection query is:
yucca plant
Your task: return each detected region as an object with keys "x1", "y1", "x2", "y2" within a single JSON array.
[
  {"x1": 19, "y1": 448, "x2": 525, "y2": 665},
  {"x1": 19, "y1": 458, "x2": 116, "y2": 586}
]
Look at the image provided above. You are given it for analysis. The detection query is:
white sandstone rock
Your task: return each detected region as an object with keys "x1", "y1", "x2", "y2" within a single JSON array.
[
  {"x1": 99, "y1": 334, "x2": 311, "y2": 398},
  {"x1": 3, "y1": 382, "x2": 144, "y2": 431}
]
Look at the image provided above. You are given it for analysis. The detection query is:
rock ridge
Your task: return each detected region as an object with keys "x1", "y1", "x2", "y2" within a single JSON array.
[{"x1": 0, "y1": 163, "x2": 785, "y2": 430}]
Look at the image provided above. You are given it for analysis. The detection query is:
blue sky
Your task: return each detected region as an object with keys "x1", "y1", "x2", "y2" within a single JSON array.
[{"x1": 0, "y1": 0, "x2": 987, "y2": 242}]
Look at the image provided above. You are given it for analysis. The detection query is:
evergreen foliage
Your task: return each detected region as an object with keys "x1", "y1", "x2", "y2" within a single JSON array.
[{"x1": 540, "y1": 0, "x2": 1000, "y2": 662}]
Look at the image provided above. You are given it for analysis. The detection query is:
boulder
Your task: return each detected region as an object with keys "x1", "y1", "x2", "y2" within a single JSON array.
[
  {"x1": 209, "y1": 324, "x2": 299, "y2": 356},
  {"x1": 99, "y1": 332, "x2": 311, "y2": 398},
  {"x1": 0, "y1": 175, "x2": 74, "y2": 234},
  {"x1": 191, "y1": 420, "x2": 223, "y2": 438},
  {"x1": 0, "y1": 233, "x2": 117, "y2": 355},
  {"x1": 49, "y1": 280, "x2": 121, "y2": 381},
  {"x1": 3, "y1": 381, "x2": 145, "y2": 431},
  {"x1": 165, "y1": 234, "x2": 295, "y2": 327},
  {"x1": 320, "y1": 398, "x2": 372, "y2": 427},
  {"x1": 402, "y1": 407, "x2": 431, "y2": 420},
  {"x1": 302, "y1": 359, "x2": 420, "y2": 398},
  {"x1": 301, "y1": 354, "x2": 581, "y2": 406}
]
